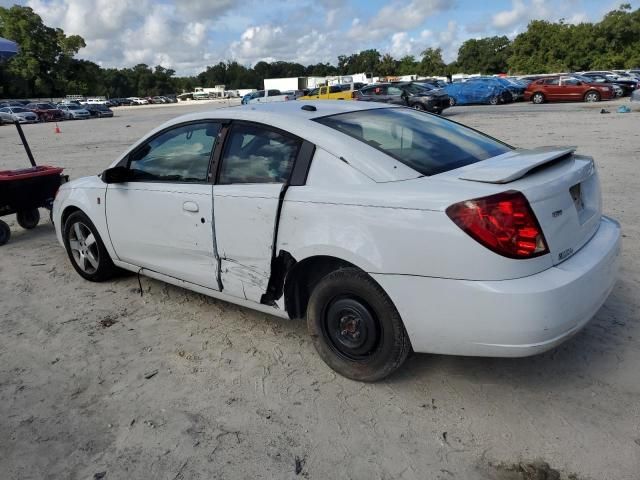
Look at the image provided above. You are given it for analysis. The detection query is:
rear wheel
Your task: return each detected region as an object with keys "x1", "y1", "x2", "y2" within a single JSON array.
[
  {"x1": 489, "y1": 96, "x2": 499, "y2": 105},
  {"x1": 63, "y1": 211, "x2": 116, "y2": 281},
  {"x1": 0, "y1": 220, "x2": 10, "y2": 246},
  {"x1": 532, "y1": 92, "x2": 545, "y2": 104},
  {"x1": 17, "y1": 208, "x2": 40, "y2": 229},
  {"x1": 412, "y1": 103, "x2": 425, "y2": 111},
  {"x1": 584, "y1": 91, "x2": 600, "y2": 102},
  {"x1": 449, "y1": 97, "x2": 456, "y2": 106},
  {"x1": 306, "y1": 268, "x2": 411, "y2": 382}
]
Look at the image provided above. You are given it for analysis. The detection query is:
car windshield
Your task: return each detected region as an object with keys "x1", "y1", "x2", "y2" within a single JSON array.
[
  {"x1": 68, "y1": 105, "x2": 82, "y2": 110},
  {"x1": 405, "y1": 83, "x2": 432, "y2": 94},
  {"x1": 11, "y1": 107, "x2": 29, "y2": 113},
  {"x1": 315, "y1": 108, "x2": 511, "y2": 176}
]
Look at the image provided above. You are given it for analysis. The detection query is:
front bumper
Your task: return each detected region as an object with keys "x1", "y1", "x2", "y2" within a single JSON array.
[
  {"x1": 424, "y1": 96, "x2": 450, "y2": 112},
  {"x1": 373, "y1": 216, "x2": 621, "y2": 357}
]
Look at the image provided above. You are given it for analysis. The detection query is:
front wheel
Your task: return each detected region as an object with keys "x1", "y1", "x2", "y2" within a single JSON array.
[
  {"x1": 307, "y1": 268, "x2": 412, "y2": 382},
  {"x1": 584, "y1": 91, "x2": 600, "y2": 102},
  {"x1": 17, "y1": 208, "x2": 40, "y2": 229},
  {"x1": 532, "y1": 92, "x2": 545, "y2": 104},
  {"x1": 63, "y1": 211, "x2": 117, "y2": 281},
  {"x1": 412, "y1": 103, "x2": 425, "y2": 111}
]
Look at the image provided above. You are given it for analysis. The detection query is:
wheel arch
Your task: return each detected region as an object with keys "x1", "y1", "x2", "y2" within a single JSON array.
[{"x1": 281, "y1": 253, "x2": 372, "y2": 320}]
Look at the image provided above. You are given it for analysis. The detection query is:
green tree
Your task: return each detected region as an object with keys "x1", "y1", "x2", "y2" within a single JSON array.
[
  {"x1": 456, "y1": 36, "x2": 511, "y2": 74},
  {"x1": 418, "y1": 48, "x2": 446, "y2": 76}
]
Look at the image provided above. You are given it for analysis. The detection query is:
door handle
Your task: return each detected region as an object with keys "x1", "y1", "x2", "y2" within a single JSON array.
[{"x1": 183, "y1": 201, "x2": 199, "y2": 212}]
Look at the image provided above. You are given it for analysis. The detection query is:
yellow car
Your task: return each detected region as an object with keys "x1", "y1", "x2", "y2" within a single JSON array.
[{"x1": 299, "y1": 84, "x2": 356, "y2": 100}]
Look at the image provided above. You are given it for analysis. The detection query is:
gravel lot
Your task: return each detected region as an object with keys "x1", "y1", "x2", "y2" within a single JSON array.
[{"x1": 1, "y1": 98, "x2": 639, "y2": 480}]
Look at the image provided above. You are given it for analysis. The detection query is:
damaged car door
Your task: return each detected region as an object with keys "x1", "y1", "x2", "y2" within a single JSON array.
[
  {"x1": 213, "y1": 122, "x2": 301, "y2": 302},
  {"x1": 105, "y1": 121, "x2": 221, "y2": 289}
]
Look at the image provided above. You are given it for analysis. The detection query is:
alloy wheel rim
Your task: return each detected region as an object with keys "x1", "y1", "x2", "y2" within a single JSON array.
[{"x1": 68, "y1": 221, "x2": 100, "y2": 274}]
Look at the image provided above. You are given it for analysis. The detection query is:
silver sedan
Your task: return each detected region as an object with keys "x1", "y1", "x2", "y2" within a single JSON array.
[{"x1": 0, "y1": 106, "x2": 39, "y2": 124}]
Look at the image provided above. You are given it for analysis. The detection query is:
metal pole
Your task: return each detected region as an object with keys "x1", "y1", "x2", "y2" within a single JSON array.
[{"x1": 14, "y1": 120, "x2": 36, "y2": 167}]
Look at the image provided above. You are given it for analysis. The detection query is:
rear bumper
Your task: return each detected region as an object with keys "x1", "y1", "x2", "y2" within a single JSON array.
[{"x1": 373, "y1": 216, "x2": 621, "y2": 357}]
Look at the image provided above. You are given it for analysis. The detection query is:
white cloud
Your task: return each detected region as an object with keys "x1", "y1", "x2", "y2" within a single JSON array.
[
  {"x1": 348, "y1": 0, "x2": 453, "y2": 41},
  {"x1": 492, "y1": 0, "x2": 551, "y2": 30}
]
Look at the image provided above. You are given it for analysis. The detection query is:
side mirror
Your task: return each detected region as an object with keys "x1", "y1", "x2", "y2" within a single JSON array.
[{"x1": 102, "y1": 166, "x2": 131, "y2": 184}]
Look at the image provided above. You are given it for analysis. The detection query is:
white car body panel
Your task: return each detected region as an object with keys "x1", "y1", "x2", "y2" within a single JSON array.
[
  {"x1": 213, "y1": 183, "x2": 284, "y2": 302},
  {"x1": 106, "y1": 183, "x2": 218, "y2": 290},
  {"x1": 373, "y1": 216, "x2": 620, "y2": 355},
  {"x1": 53, "y1": 101, "x2": 621, "y2": 359}
]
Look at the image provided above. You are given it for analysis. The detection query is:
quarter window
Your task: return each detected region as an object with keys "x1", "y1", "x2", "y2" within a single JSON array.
[
  {"x1": 218, "y1": 124, "x2": 300, "y2": 184},
  {"x1": 128, "y1": 122, "x2": 220, "y2": 183}
]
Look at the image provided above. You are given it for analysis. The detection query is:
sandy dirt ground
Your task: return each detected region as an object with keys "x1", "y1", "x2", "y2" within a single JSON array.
[{"x1": 1, "y1": 98, "x2": 639, "y2": 480}]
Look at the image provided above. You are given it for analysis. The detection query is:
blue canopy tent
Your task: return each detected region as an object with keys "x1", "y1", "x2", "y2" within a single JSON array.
[{"x1": 0, "y1": 36, "x2": 19, "y2": 62}]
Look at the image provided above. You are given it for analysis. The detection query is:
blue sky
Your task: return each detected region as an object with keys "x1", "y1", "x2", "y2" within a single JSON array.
[{"x1": 1, "y1": 0, "x2": 637, "y2": 75}]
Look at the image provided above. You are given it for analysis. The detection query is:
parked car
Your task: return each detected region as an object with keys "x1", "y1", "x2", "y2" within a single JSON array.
[
  {"x1": 444, "y1": 80, "x2": 511, "y2": 106},
  {"x1": 465, "y1": 77, "x2": 522, "y2": 101},
  {"x1": 128, "y1": 97, "x2": 149, "y2": 105},
  {"x1": 52, "y1": 101, "x2": 620, "y2": 381},
  {"x1": 299, "y1": 85, "x2": 354, "y2": 100},
  {"x1": 0, "y1": 106, "x2": 39, "y2": 124},
  {"x1": 58, "y1": 104, "x2": 91, "y2": 120},
  {"x1": 247, "y1": 89, "x2": 293, "y2": 104},
  {"x1": 25, "y1": 102, "x2": 64, "y2": 122},
  {"x1": 241, "y1": 91, "x2": 260, "y2": 104},
  {"x1": 354, "y1": 82, "x2": 450, "y2": 114},
  {"x1": 578, "y1": 72, "x2": 638, "y2": 96},
  {"x1": 525, "y1": 75, "x2": 615, "y2": 103},
  {"x1": 84, "y1": 104, "x2": 114, "y2": 118}
]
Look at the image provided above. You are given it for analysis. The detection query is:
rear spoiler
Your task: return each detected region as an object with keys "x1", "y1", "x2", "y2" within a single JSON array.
[{"x1": 458, "y1": 146, "x2": 576, "y2": 184}]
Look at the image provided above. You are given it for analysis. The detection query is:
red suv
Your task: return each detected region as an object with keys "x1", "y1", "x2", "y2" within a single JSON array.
[
  {"x1": 25, "y1": 103, "x2": 64, "y2": 122},
  {"x1": 525, "y1": 75, "x2": 615, "y2": 103}
]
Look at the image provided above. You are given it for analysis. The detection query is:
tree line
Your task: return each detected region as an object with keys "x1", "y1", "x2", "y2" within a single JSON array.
[{"x1": 1, "y1": 4, "x2": 639, "y2": 99}]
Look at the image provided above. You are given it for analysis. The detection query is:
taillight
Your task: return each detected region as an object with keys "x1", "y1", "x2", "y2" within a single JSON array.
[{"x1": 446, "y1": 190, "x2": 549, "y2": 259}]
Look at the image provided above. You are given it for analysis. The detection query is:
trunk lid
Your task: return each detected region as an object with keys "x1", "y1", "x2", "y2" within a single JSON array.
[{"x1": 457, "y1": 147, "x2": 602, "y2": 265}]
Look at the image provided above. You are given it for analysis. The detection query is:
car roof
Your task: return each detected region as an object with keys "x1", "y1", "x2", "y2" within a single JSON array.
[{"x1": 117, "y1": 101, "x2": 422, "y2": 183}]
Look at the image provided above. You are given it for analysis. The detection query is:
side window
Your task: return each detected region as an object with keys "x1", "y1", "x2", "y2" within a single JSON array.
[
  {"x1": 562, "y1": 77, "x2": 579, "y2": 85},
  {"x1": 329, "y1": 86, "x2": 342, "y2": 93},
  {"x1": 544, "y1": 78, "x2": 559, "y2": 85},
  {"x1": 129, "y1": 122, "x2": 220, "y2": 183},
  {"x1": 387, "y1": 86, "x2": 404, "y2": 95},
  {"x1": 218, "y1": 124, "x2": 300, "y2": 184}
]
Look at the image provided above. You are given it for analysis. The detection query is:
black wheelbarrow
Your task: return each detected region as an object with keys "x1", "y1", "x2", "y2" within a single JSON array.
[{"x1": 0, "y1": 121, "x2": 67, "y2": 245}]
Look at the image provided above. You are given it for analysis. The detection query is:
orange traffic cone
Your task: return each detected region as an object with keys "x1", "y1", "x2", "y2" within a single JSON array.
[{"x1": 54, "y1": 123, "x2": 61, "y2": 134}]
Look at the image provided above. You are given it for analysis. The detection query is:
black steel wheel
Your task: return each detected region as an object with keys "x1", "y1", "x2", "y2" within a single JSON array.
[
  {"x1": 17, "y1": 208, "x2": 40, "y2": 229},
  {"x1": 63, "y1": 210, "x2": 117, "y2": 281},
  {"x1": 307, "y1": 268, "x2": 411, "y2": 382},
  {"x1": 0, "y1": 220, "x2": 10, "y2": 246}
]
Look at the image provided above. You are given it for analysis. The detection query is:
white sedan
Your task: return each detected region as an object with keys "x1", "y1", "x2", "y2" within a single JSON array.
[{"x1": 53, "y1": 101, "x2": 621, "y2": 381}]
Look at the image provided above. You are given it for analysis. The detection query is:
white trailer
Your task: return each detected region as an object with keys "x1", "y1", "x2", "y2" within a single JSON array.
[{"x1": 263, "y1": 77, "x2": 329, "y2": 92}]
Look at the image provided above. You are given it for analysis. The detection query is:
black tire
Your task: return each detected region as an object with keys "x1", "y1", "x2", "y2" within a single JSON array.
[
  {"x1": 584, "y1": 90, "x2": 600, "y2": 102},
  {"x1": 0, "y1": 220, "x2": 10, "y2": 246},
  {"x1": 63, "y1": 210, "x2": 117, "y2": 281},
  {"x1": 17, "y1": 208, "x2": 40, "y2": 229},
  {"x1": 489, "y1": 96, "x2": 499, "y2": 105},
  {"x1": 412, "y1": 102, "x2": 425, "y2": 111},
  {"x1": 307, "y1": 268, "x2": 411, "y2": 382},
  {"x1": 532, "y1": 92, "x2": 545, "y2": 104}
]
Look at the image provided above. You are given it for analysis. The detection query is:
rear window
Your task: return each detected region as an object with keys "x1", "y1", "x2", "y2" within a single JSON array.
[{"x1": 314, "y1": 108, "x2": 511, "y2": 176}]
